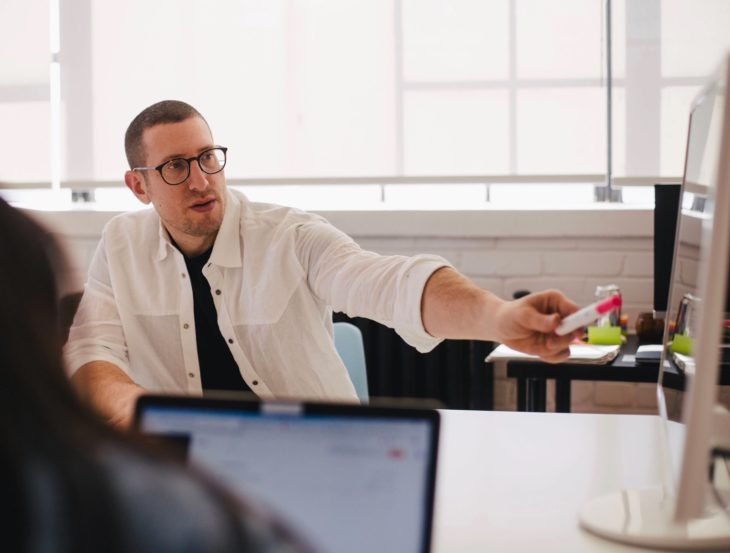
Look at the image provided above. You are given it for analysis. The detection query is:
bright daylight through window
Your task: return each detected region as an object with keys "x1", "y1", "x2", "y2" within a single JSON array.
[{"x1": 2, "y1": 0, "x2": 730, "y2": 209}]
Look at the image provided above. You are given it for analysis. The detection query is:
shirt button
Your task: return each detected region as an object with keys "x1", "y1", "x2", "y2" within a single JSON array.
[
  {"x1": 228, "y1": 338, "x2": 234, "y2": 344},
  {"x1": 252, "y1": 380, "x2": 259, "y2": 386},
  {"x1": 188, "y1": 373, "x2": 195, "y2": 378},
  {"x1": 215, "y1": 289, "x2": 221, "y2": 295},
  {"x1": 183, "y1": 323, "x2": 189, "y2": 329}
]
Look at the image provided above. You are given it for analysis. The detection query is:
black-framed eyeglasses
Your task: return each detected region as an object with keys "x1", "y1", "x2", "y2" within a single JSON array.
[{"x1": 133, "y1": 146, "x2": 228, "y2": 185}]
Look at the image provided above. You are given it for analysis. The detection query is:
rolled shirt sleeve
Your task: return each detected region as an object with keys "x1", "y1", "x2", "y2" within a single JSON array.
[
  {"x1": 295, "y1": 217, "x2": 451, "y2": 353},
  {"x1": 64, "y1": 234, "x2": 130, "y2": 377}
]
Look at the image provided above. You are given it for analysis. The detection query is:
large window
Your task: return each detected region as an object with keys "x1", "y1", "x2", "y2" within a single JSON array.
[
  {"x1": 89, "y1": 0, "x2": 397, "y2": 180},
  {"x1": 617, "y1": 0, "x2": 730, "y2": 178},
  {"x1": 0, "y1": 0, "x2": 51, "y2": 183},
  {"x1": 86, "y1": 0, "x2": 609, "y2": 183},
  {"x1": 3, "y1": 1, "x2": 730, "y2": 206}
]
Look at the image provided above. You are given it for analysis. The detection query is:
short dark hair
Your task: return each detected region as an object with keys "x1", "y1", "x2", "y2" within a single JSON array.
[{"x1": 124, "y1": 100, "x2": 209, "y2": 169}]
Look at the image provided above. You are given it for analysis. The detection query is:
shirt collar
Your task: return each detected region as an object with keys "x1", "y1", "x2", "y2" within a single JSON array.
[
  {"x1": 156, "y1": 221, "x2": 171, "y2": 261},
  {"x1": 209, "y1": 188, "x2": 243, "y2": 268},
  {"x1": 155, "y1": 188, "x2": 243, "y2": 267}
]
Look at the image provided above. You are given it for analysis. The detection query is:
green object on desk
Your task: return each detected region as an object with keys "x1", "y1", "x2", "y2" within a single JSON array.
[
  {"x1": 670, "y1": 332, "x2": 694, "y2": 356},
  {"x1": 587, "y1": 326, "x2": 623, "y2": 345}
]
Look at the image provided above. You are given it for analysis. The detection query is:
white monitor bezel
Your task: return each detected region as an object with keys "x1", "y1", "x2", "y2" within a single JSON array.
[
  {"x1": 580, "y1": 53, "x2": 730, "y2": 548},
  {"x1": 673, "y1": 55, "x2": 730, "y2": 522}
]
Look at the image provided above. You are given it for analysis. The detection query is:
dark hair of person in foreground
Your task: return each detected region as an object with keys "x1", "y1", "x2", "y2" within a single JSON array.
[{"x1": 0, "y1": 197, "x2": 311, "y2": 553}]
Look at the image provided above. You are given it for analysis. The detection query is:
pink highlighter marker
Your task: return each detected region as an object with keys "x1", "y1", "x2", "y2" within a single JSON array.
[{"x1": 555, "y1": 295, "x2": 622, "y2": 336}]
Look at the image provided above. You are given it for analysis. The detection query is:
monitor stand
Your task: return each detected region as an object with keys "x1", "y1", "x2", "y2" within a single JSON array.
[{"x1": 579, "y1": 487, "x2": 730, "y2": 550}]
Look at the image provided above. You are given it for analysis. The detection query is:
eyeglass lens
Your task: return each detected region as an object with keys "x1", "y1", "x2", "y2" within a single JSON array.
[{"x1": 161, "y1": 148, "x2": 226, "y2": 184}]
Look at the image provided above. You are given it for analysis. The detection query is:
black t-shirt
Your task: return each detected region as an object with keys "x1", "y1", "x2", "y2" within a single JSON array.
[{"x1": 181, "y1": 247, "x2": 252, "y2": 394}]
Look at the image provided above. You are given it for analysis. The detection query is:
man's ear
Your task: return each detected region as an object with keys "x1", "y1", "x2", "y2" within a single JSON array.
[{"x1": 124, "y1": 170, "x2": 151, "y2": 205}]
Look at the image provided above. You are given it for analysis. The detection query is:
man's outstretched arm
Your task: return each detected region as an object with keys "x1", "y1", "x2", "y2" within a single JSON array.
[
  {"x1": 71, "y1": 361, "x2": 145, "y2": 428},
  {"x1": 421, "y1": 267, "x2": 581, "y2": 363}
]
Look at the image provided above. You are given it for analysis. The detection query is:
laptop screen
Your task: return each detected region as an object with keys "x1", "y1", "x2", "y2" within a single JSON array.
[{"x1": 135, "y1": 396, "x2": 439, "y2": 553}]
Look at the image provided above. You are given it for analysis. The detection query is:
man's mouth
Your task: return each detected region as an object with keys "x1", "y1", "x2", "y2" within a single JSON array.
[{"x1": 190, "y1": 197, "x2": 216, "y2": 212}]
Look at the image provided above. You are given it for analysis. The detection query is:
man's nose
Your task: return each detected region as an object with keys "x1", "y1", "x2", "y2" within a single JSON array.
[{"x1": 187, "y1": 160, "x2": 209, "y2": 191}]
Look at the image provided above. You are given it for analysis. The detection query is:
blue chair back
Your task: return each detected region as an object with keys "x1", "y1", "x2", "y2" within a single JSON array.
[{"x1": 333, "y1": 322, "x2": 369, "y2": 402}]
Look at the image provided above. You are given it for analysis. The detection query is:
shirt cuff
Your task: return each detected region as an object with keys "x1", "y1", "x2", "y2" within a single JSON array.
[
  {"x1": 393, "y1": 255, "x2": 451, "y2": 353},
  {"x1": 63, "y1": 346, "x2": 130, "y2": 379}
]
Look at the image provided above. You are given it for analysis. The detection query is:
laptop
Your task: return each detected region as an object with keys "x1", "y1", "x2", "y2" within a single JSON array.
[{"x1": 134, "y1": 395, "x2": 440, "y2": 553}]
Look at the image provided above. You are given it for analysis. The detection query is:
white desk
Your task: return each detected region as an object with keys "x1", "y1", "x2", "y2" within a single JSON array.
[{"x1": 433, "y1": 411, "x2": 677, "y2": 552}]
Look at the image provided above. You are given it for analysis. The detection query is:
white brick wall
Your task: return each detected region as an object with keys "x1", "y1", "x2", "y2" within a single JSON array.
[
  {"x1": 350, "y1": 230, "x2": 657, "y2": 415},
  {"x1": 31, "y1": 206, "x2": 661, "y2": 415}
]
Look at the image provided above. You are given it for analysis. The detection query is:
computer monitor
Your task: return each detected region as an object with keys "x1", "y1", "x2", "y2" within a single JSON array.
[{"x1": 579, "y1": 54, "x2": 730, "y2": 549}]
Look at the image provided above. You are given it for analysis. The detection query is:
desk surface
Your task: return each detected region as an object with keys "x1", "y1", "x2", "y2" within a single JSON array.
[
  {"x1": 506, "y1": 336, "x2": 686, "y2": 387},
  {"x1": 505, "y1": 337, "x2": 730, "y2": 411},
  {"x1": 434, "y1": 410, "x2": 677, "y2": 552}
]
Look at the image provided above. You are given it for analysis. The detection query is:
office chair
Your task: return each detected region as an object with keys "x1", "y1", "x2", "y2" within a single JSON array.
[{"x1": 333, "y1": 322, "x2": 369, "y2": 403}]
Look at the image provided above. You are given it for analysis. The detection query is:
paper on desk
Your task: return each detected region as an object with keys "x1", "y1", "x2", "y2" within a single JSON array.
[{"x1": 485, "y1": 343, "x2": 621, "y2": 364}]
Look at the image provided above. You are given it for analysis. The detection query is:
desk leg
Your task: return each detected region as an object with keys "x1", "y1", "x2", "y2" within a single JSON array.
[
  {"x1": 555, "y1": 378, "x2": 571, "y2": 413},
  {"x1": 517, "y1": 378, "x2": 527, "y2": 411},
  {"x1": 527, "y1": 378, "x2": 547, "y2": 412}
]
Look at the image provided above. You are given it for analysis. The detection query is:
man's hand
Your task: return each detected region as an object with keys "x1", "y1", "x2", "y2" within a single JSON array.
[
  {"x1": 422, "y1": 268, "x2": 581, "y2": 363},
  {"x1": 71, "y1": 361, "x2": 145, "y2": 429},
  {"x1": 491, "y1": 290, "x2": 581, "y2": 363}
]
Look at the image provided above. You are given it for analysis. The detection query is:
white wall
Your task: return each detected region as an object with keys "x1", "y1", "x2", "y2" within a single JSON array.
[{"x1": 31, "y1": 204, "x2": 660, "y2": 414}]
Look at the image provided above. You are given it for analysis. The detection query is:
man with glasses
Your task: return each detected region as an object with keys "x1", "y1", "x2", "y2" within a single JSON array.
[{"x1": 66, "y1": 100, "x2": 580, "y2": 427}]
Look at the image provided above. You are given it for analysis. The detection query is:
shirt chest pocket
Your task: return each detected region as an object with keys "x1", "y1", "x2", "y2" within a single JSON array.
[
  {"x1": 224, "y1": 250, "x2": 306, "y2": 326},
  {"x1": 111, "y1": 257, "x2": 182, "y2": 317}
]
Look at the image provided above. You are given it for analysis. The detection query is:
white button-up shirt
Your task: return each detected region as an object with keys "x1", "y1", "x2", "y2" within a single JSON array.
[{"x1": 65, "y1": 189, "x2": 449, "y2": 401}]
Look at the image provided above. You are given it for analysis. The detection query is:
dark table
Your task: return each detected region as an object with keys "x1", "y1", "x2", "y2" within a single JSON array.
[{"x1": 506, "y1": 336, "x2": 699, "y2": 412}]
